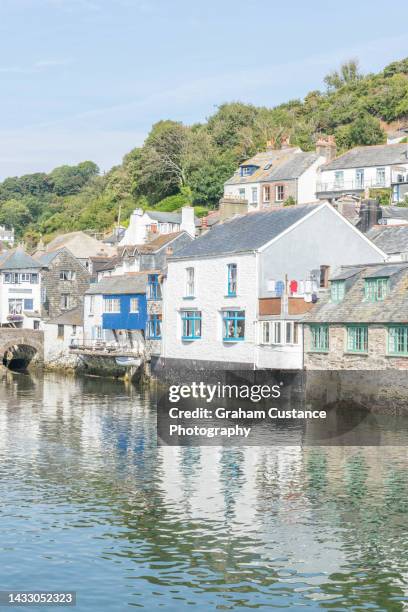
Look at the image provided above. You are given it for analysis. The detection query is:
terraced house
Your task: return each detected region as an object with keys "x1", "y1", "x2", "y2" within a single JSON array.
[{"x1": 304, "y1": 263, "x2": 408, "y2": 370}]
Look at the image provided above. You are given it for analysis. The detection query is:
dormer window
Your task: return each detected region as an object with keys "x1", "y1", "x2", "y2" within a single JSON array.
[
  {"x1": 240, "y1": 165, "x2": 257, "y2": 177},
  {"x1": 364, "y1": 277, "x2": 388, "y2": 302},
  {"x1": 330, "y1": 280, "x2": 345, "y2": 303}
]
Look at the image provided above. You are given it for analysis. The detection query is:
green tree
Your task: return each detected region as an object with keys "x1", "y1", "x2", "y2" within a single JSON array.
[
  {"x1": 324, "y1": 59, "x2": 363, "y2": 91},
  {"x1": 0, "y1": 199, "x2": 32, "y2": 236}
]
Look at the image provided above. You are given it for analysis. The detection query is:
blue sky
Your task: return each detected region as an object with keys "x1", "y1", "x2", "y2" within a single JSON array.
[{"x1": 0, "y1": 0, "x2": 407, "y2": 179}]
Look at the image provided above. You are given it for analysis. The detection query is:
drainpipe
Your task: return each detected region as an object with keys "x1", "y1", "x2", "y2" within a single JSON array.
[{"x1": 254, "y1": 250, "x2": 259, "y2": 370}]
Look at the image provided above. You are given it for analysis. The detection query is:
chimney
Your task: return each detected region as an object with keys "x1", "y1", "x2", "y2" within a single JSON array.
[
  {"x1": 316, "y1": 135, "x2": 336, "y2": 161},
  {"x1": 166, "y1": 245, "x2": 173, "y2": 256},
  {"x1": 359, "y1": 199, "x2": 380, "y2": 233},
  {"x1": 180, "y1": 206, "x2": 195, "y2": 237},
  {"x1": 119, "y1": 208, "x2": 146, "y2": 245}
]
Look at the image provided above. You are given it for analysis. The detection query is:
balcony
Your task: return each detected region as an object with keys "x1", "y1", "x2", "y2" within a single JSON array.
[
  {"x1": 316, "y1": 178, "x2": 388, "y2": 195},
  {"x1": 70, "y1": 340, "x2": 143, "y2": 358}
]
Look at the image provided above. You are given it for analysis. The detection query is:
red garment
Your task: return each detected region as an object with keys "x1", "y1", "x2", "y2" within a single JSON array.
[{"x1": 289, "y1": 280, "x2": 298, "y2": 294}]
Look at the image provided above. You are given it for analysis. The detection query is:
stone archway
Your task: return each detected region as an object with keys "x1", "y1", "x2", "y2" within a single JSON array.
[
  {"x1": 3, "y1": 344, "x2": 38, "y2": 370},
  {"x1": 0, "y1": 330, "x2": 44, "y2": 371}
]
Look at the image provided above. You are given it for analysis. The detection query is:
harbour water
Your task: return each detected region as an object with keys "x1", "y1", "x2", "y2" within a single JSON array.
[{"x1": 1, "y1": 370, "x2": 408, "y2": 610}]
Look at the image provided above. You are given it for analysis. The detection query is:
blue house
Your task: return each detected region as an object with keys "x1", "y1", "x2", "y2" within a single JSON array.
[{"x1": 84, "y1": 274, "x2": 148, "y2": 345}]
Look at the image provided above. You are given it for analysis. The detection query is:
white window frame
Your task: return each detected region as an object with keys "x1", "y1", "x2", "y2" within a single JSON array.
[
  {"x1": 376, "y1": 167, "x2": 386, "y2": 187},
  {"x1": 251, "y1": 187, "x2": 258, "y2": 204},
  {"x1": 60, "y1": 270, "x2": 76, "y2": 281},
  {"x1": 60, "y1": 293, "x2": 71, "y2": 310},
  {"x1": 185, "y1": 267, "x2": 195, "y2": 298},
  {"x1": 263, "y1": 185, "x2": 270, "y2": 203},
  {"x1": 129, "y1": 297, "x2": 139, "y2": 313},
  {"x1": 259, "y1": 320, "x2": 299, "y2": 346},
  {"x1": 103, "y1": 298, "x2": 120, "y2": 313},
  {"x1": 89, "y1": 295, "x2": 95, "y2": 314},
  {"x1": 275, "y1": 185, "x2": 284, "y2": 202},
  {"x1": 334, "y1": 171, "x2": 344, "y2": 189},
  {"x1": 21, "y1": 273, "x2": 30, "y2": 283}
]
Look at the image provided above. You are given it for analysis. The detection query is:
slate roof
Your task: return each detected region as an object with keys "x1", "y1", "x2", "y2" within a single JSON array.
[
  {"x1": 380, "y1": 206, "x2": 408, "y2": 221},
  {"x1": 305, "y1": 263, "x2": 408, "y2": 324},
  {"x1": 224, "y1": 148, "x2": 318, "y2": 185},
  {"x1": 147, "y1": 211, "x2": 200, "y2": 226},
  {"x1": 48, "y1": 306, "x2": 83, "y2": 326},
  {"x1": 44, "y1": 231, "x2": 116, "y2": 258},
  {"x1": 118, "y1": 231, "x2": 189, "y2": 257},
  {"x1": 322, "y1": 143, "x2": 408, "y2": 171},
  {"x1": 367, "y1": 225, "x2": 408, "y2": 254},
  {"x1": 0, "y1": 247, "x2": 43, "y2": 270},
  {"x1": 171, "y1": 204, "x2": 322, "y2": 259},
  {"x1": 85, "y1": 273, "x2": 148, "y2": 295}
]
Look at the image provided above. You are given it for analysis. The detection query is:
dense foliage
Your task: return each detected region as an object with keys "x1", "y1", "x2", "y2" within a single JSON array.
[{"x1": 0, "y1": 57, "x2": 407, "y2": 245}]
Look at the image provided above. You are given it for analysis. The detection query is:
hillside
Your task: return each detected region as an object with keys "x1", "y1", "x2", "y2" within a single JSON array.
[{"x1": 1, "y1": 56, "x2": 407, "y2": 248}]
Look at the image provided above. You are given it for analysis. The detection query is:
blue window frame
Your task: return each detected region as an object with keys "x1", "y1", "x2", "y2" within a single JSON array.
[
  {"x1": 182, "y1": 310, "x2": 201, "y2": 340},
  {"x1": 147, "y1": 314, "x2": 162, "y2": 339},
  {"x1": 147, "y1": 274, "x2": 161, "y2": 300},
  {"x1": 227, "y1": 263, "x2": 237, "y2": 296},
  {"x1": 223, "y1": 310, "x2": 245, "y2": 341}
]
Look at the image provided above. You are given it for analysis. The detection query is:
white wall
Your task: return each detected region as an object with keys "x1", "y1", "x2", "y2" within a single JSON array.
[
  {"x1": 297, "y1": 156, "x2": 325, "y2": 203},
  {"x1": 83, "y1": 294, "x2": 103, "y2": 342},
  {"x1": 0, "y1": 269, "x2": 42, "y2": 328},
  {"x1": 256, "y1": 325, "x2": 304, "y2": 369},
  {"x1": 162, "y1": 253, "x2": 258, "y2": 365},
  {"x1": 44, "y1": 322, "x2": 83, "y2": 365},
  {"x1": 318, "y1": 164, "x2": 408, "y2": 192}
]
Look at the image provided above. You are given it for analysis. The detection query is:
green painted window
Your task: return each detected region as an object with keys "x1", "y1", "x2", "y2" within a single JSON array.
[
  {"x1": 310, "y1": 325, "x2": 329, "y2": 352},
  {"x1": 364, "y1": 277, "x2": 388, "y2": 301},
  {"x1": 346, "y1": 325, "x2": 368, "y2": 353},
  {"x1": 330, "y1": 280, "x2": 345, "y2": 302},
  {"x1": 388, "y1": 326, "x2": 408, "y2": 356}
]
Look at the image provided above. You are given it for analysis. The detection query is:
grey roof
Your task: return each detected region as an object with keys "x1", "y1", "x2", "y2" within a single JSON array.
[
  {"x1": 172, "y1": 204, "x2": 322, "y2": 259},
  {"x1": 48, "y1": 306, "x2": 83, "y2": 326},
  {"x1": 147, "y1": 211, "x2": 200, "y2": 226},
  {"x1": 363, "y1": 264, "x2": 406, "y2": 278},
  {"x1": 35, "y1": 250, "x2": 60, "y2": 265},
  {"x1": 306, "y1": 263, "x2": 408, "y2": 324},
  {"x1": 85, "y1": 273, "x2": 148, "y2": 295},
  {"x1": 263, "y1": 152, "x2": 319, "y2": 181},
  {"x1": 367, "y1": 225, "x2": 408, "y2": 254},
  {"x1": 380, "y1": 206, "x2": 408, "y2": 220},
  {"x1": 0, "y1": 247, "x2": 43, "y2": 270},
  {"x1": 322, "y1": 143, "x2": 408, "y2": 171},
  {"x1": 330, "y1": 267, "x2": 362, "y2": 281}
]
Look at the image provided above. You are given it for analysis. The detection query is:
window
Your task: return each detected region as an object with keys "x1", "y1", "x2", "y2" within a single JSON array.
[
  {"x1": 147, "y1": 314, "x2": 162, "y2": 339},
  {"x1": 182, "y1": 310, "x2": 202, "y2": 340},
  {"x1": 24, "y1": 299, "x2": 33, "y2": 311},
  {"x1": 223, "y1": 310, "x2": 245, "y2": 341},
  {"x1": 242, "y1": 166, "x2": 252, "y2": 176},
  {"x1": 263, "y1": 185, "x2": 271, "y2": 202},
  {"x1": 320, "y1": 265, "x2": 330, "y2": 288},
  {"x1": 388, "y1": 326, "x2": 408, "y2": 356},
  {"x1": 330, "y1": 280, "x2": 345, "y2": 303},
  {"x1": 275, "y1": 185, "x2": 284, "y2": 202},
  {"x1": 72, "y1": 325, "x2": 77, "y2": 336},
  {"x1": 238, "y1": 188, "x2": 246, "y2": 198},
  {"x1": 310, "y1": 324, "x2": 329, "y2": 352},
  {"x1": 21, "y1": 273, "x2": 30, "y2": 283},
  {"x1": 355, "y1": 168, "x2": 364, "y2": 188},
  {"x1": 129, "y1": 297, "x2": 139, "y2": 313},
  {"x1": 103, "y1": 298, "x2": 120, "y2": 313},
  {"x1": 57, "y1": 324, "x2": 64, "y2": 339},
  {"x1": 251, "y1": 187, "x2": 258, "y2": 204},
  {"x1": 227, "y1": 263, "x2": 237, "y2": 296},
  {"x1": 334, "y1": 171, "x2": 344, "y2": 189},
  {"x1": 8, "y1": 299, "x2": 23, "y2": 315},
  {"x1": 3, "y1": 273, "x2": 11, "y2": 283},
  {"x1": 376, "y1": 167, "x2": 386, "y2": 187},
  {"x1": 260, "y1": 321, "x2": 299, "y2": 345},
  {"x1": 92, "y1": 325, "x2": 103, "y2": 340},
  {"x1": 347, "y1": 325, "x2": 368, "y2": 353},
  {"x1": 148, "y1": 274, "x2": 161, "y2": 300},
  {"x1": 60, "y1": 270, "x2": 76, "y2": 281},
  {"x1": 185, "y1": 267, "x2": 195, "y2": 298},
  {"x1": 6, "y1": 272, "x2": 19, "y2": 284},
  {"x1": 41, "y1": 287, "x2": 47, "y2": 304},
  {"x1": 33, "y1": 320, "x2": 40, "y2": 330},
  {"x1": 60, "y1": 293, "x2": 71, "y2": 310},
  {"x1": 31, "y1": 273, "x2": 39, "y2": 284},
  {"x1": 364, "y1": 278, "x2": 388, "y2": 302}
]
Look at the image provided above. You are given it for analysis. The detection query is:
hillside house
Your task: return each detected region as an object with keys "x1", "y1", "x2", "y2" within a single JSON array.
[
  {"x1": 0, "y1": 247, "x2": 43, "y2": 329},
  {"x1": 223, "y1": 138, "x2": 334, "y2": 209},
  {"x1": 36, "y1": 231, "x2": 116, "y2": 272},
  {"x1": 304, "y1": 263, "x2": 408, "y2": 370},
  {"x1": 316, "y1": 143, "x2": 408, "y2": 201},
  {"x1": 119, "y1": 207, "x2": 197, "y2": 246},
  {"x1": 160, "y1": 203, "x2": 386, "y2": 372},
  {"x1": 34, "y1": 247, "x2": 91, "y2": 320}
]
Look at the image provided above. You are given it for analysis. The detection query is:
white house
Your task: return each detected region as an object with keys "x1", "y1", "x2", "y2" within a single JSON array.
[
  {"x1": 0, "y1": 225, "x2": 14, "y2": 246},
  {"x1": 43, "y1": 306, "x2": 83, "y2": 368},
  {"x1": 0, "y1": 247, "x2": 43, "y2": 329},
  {"x1": 223, "y1": 139, "x2": 333, "y2": 210},
  {"x1": 161, "y1": 203, "x2": 386, "y2": 371},
  {"x1": 316, "y1": 143, "x2": 408, "y2": 201},
  {"x1": 119, "y1": 207, "x2": 197, "y2": 246}
]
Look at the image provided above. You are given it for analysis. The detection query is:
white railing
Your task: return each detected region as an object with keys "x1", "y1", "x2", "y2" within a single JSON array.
[{"x1": 316, "y1": 179, "x2": 388, "y2": 193}]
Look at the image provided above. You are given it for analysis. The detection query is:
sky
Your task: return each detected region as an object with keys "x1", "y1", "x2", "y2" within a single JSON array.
[{"x1": 0, "y1": 0, "x2": 407, "y2": 179}]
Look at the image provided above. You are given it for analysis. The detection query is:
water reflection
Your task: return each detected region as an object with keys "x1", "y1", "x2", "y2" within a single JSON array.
[{"x1": 0, "y1": 370, "x2": 407, "y2": 610}]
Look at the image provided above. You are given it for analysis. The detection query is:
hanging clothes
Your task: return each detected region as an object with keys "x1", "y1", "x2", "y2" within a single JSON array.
[
  {"x1": 289, "y1": 280, "x2": 298, "y2": 295},
  {"x1": 276, "y1": 280, "x2": 285, "y2": 297}
]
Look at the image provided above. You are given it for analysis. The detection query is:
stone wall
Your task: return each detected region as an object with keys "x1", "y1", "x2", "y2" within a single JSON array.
[
  {"x1": 304, "y1": 324, "x2": 408, "y2": 370},
  {"x1": 42, "y1": 251, "x2": 90, "y2": 320}
]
